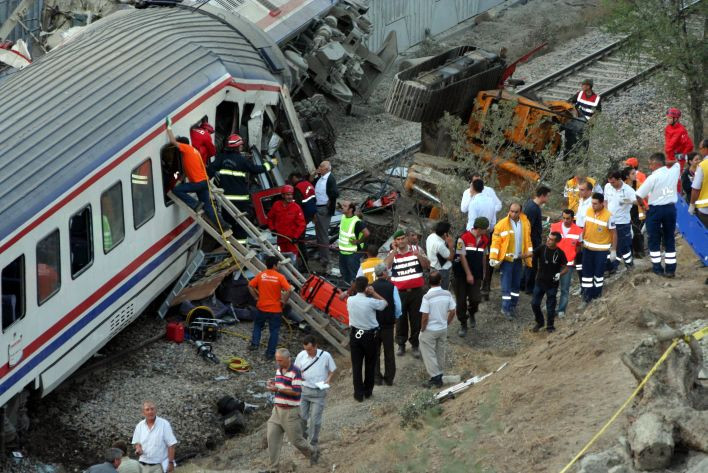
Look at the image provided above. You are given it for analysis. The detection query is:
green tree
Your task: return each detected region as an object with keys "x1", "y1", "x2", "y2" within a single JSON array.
[{"x1": 601, "y1": 0, "x2": 707, "y2": 144}]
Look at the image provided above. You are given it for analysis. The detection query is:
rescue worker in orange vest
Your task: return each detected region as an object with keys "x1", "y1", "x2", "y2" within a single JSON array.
[
  {"x1": 689, "y1": 138, "x2": 708, "y2": 228},
  {"x1": 550, "y1": 209, "x2": 582, "y2": 318},
  {"x1": 565, "y1": 78, "x2": 601, "y2": 152},
  {"x1": 579, "y1": 193, "x2": 617, "y2": 309},
  {"x1": 267, "y1": 185, "x2": 306, "y2": 261},
  {"x1": 489, "y1": 203, "x2": 533, "y2": 319},
  {"x1": 167, "y1": 119, "x2": 225, "y2": 229},
  {"x1": 190, "y1": 116, "x2": 216, "y2": 166},
  {"x1": 564, "y1": 170, "x2": 598, "y2": 216},
  {"x1": 625, "y1": 157, "x2": 647, "y2": 186},
  {"x1": 289, "y1": 172, "x2": 317, "y2": 223},
  {"x1": 664, "y1": 108, "x2": 694, "y2": 186}
]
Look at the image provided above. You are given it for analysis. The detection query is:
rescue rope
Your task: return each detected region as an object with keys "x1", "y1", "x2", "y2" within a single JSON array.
[
  {"x1": 558, "y1": 325, "x2": 708, "y2": 473},
  {"x1": 222, "y1": 355, "x2": 251, "y2": 372}
]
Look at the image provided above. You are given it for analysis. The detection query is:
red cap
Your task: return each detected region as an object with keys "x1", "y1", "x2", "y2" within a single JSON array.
[
  {"x1": 201, "y1": 123, "x2": 214, "y2": 134},
  {"x1": 226, "y1": 134, "x2": 243, "y2": 148},
  {"x1": 281, "y1": 185, "x2": 294, "y2": 194},
  {"x1": 625, "y1": 157, "x2": 639, "y2": 168},
  {"x1": 666, "y1": 108, "x2": 681, "y2": 118}
]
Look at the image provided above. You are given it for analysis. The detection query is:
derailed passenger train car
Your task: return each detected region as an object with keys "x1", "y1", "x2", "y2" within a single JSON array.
[{"x1": 0, "y1": 4, "x2": 313, "y2": 439}]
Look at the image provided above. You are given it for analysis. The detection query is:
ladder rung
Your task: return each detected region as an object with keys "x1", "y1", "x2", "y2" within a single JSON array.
[
  {"x1": 243, "y1": 250, "x2": 257, "y2": 260},
  {"x1": 219, "y1": 229, "x2": 233, "y2": 239}
]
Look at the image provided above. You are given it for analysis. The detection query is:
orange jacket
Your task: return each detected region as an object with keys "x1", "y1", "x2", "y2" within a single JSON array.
[{"x1": 490, "y1": 214, "x2": 533, "y2": 268}]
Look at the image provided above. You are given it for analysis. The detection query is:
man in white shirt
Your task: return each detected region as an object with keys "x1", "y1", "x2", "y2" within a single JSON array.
[
  {"x1": 312, "y1": 161, "x2": 338, "y2": 266},
  {"x1": 425, "y1": 221, "x2": 454, "y2": 289},
  {"x1": 131, "y1": 401, "x2": 177, "y2": 473},
  {"x1": 636, "y1": 152, "x2": 680, "y2": 277},
  {"x1": 419, "y1": 271, "x2": 456, "y2": 389},
  {"x1": 604, "y1": 169, "x2": 637, "y2": 271},
  {"x1": 460, "y1": 176, "x2": 502, "y2": 229},
  {"x1": 294, "y1": 335, "x2": 336, "y2": 447}
]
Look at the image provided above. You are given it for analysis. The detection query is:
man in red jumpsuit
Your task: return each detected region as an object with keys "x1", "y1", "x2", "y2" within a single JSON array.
[
  {"x1": 664, "y1": 108, "x2": 694, "y2": 192},
  {"x1": 268, "y1": 185, "x2": 306, "y2": 260},
  {"x1": 190, "y1": 117, "x2": 216, "y2": 165}
]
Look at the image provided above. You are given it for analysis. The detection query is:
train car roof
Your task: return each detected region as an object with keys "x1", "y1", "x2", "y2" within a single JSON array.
[{"x1": 0, "y1": 5, "x2": 288, "y2": 246}]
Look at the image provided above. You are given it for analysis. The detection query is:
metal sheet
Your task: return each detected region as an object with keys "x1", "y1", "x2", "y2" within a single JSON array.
[
  {"x1": 366, "y1": 0, "x2": 505, "y2": 52},
  {"x1": 0, "y1": 0, "x2": 44, "y2": 44}
]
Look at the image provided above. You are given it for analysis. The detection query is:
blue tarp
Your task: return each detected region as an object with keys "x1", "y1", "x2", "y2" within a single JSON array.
[{"x1": 675, "y1": 199, "x2": 708, "y2": 266}]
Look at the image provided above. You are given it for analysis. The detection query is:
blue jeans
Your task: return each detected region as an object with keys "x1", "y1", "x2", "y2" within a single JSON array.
[
  {"x1": 250, "y1": 310, "x2": 282, "y2": 358},
  {"x1": 608, "y1": 223, "x2": 633, "y2": 271},
  {"x1": 647, "y1": 204, "x2": 677, "y2": 274},
  {"x1": 557, "y1": 266, "x2": 574, "y2": 314},
  {"x1": 531, "y1": 284, "x2": 557, "y2": 328},
  {"x1": 339, "y1": 252, "x2": 361, "y2": 284},
  {"x1": 173, "y1": 180, "x2": 217, "y2": 223},
  {"x1": 581, "y1": 249, "x2": 607, "y2": 302},
  {"x1": 500, "y1": 260, "x2": 523, "y2": 313}
]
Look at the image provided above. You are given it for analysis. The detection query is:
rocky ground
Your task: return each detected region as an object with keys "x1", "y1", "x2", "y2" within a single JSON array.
[{"x1": 5, "y1": 0, "x2": 706, "y2": 471}]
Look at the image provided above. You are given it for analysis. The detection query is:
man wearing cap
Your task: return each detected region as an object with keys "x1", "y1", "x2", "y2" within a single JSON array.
[
  {"x1": 566, "y1": 79, "x2": 601, "y2": 152},
  {"x1": 190, "y1": 116, "x2": 216, "y2": 165},
  {"x1": 208, "y1": 133, "x2": 277, "y2": 244},
  {"x1": 267, "y1": 185, "x2": 306, "y2": 261},
  {"x1": 664, "y1": 108, "x2": 694, "y2": 182},
  {"x1": 452, "y1": 217, "x2": 489, "y2": 337},
  {"x1": 384, "y1": 229, "x2": 429, "y2": 357}
]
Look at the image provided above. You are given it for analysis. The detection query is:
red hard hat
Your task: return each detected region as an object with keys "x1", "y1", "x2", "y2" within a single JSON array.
[
  {"x1": 666, "y1": 108, "x2": 681, "y2": 118},
  {"x1": 226, "y1": 134, "x2": 243, "y2": 148},
  {"x1": 201, "y1": 123, "x2": 214, "y2": 134},
  {"x1": 281, "y1": 185, "x2": 294, "y2": 194},
  {"x1": 625, "y1": 157, "x2": 639, "y2": 168}
]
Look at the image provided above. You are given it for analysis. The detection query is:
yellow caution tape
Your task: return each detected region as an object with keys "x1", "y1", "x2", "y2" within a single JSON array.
[{"x1": 559, "y1": 325, "x2": 707, "y2": 473}]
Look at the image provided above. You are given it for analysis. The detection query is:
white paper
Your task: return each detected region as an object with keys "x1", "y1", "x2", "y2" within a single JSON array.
[{"x1": 315, "y1": 381, "x2": 330, "y2": 390}]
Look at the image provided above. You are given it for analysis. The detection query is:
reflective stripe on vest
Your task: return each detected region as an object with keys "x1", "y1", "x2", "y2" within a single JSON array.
[
  {"x1": 338, "y1": 215, "x2": 360, "y2": 254},
  {"x1": 218, "y1": 169, "x2": 247, "y2": 177},
  {"x1": 576, "y1": 91, "x2": 600, "y2": 118},
  {"x1": 359, "y1": 257, "x2": 383, "y2": 283},
  {"x1": 301, "y1": 194, "x2": 316, "y2": 203},
  {"x1": 583, "y1": 209, "x2": 613, "y2": 250},
  {"x1": 224, "y1": 194, "x2": 250, "y2": 201}
]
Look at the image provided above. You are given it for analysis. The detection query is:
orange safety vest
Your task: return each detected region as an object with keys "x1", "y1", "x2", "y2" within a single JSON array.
[
  {"x1": 490, "y1": 214, "x2": 533, "y2": 268},
  {"x1": 550, "y1": 221, "x2": 582, "y2": 265}
]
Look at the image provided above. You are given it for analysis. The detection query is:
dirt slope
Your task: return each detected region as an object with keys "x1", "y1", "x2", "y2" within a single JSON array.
[{"x1": 182, "y1": 239, "x2": 706, "y2": 473}]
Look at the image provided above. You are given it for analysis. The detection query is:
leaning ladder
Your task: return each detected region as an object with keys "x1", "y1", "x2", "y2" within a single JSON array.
[{"x1": 167, "y1": 191, "x2": 350, "y2": 355}]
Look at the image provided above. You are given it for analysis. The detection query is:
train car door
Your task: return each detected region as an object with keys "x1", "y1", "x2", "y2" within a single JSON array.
[{"x1": 1, "y1": 255, "x2": 27, "y2": 368}]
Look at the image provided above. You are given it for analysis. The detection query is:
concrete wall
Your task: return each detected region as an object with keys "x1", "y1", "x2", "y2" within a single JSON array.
[{"x1": 366, "y1": 0, "x2": 506, "y2": 52}]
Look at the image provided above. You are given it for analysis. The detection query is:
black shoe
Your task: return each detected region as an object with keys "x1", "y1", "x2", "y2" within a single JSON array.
[
  {"x1": 458, "y1": 324, "x2": 468, "y2": 337},
  {"x1": 663, "y1": 273, "x2": 676, "y2": 279},
  {"x1": 532, "y1": 324, "x2": 543, "y2": 333},
  {"x1": 482, "y1": 293, "x2": 490, "y2": 301},
  {"x1": 396, "y1": 345, "x2": 405, "y2": 356},
  {"x1": 384, "y1": 379, "x2": 394, "y2": 386},
  {"x1": 546, "y1": 326, "x2": 556, "y2": 333},
  {"x1": 247, "y1": 344, "x2": 258, "y2": 351},
  {"x1": 469, "y1": 318, "x2": 477, "y2": 329},
  {"x1": 375, "y1": 377, "x2": 384, "y2": 386},
  {"x1": 411, "y1": 346, "x2": 421, "y2": 359},
  {"x1": 364, "y1": 391, "x2": 372, "y2": 399},
  {"x1": 354, "y1": 394, "x2": 364, "y2": 402}
]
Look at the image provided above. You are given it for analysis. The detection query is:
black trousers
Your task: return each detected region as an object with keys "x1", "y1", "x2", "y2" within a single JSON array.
[
  {"x1": 531, "y1": 284, "x2": 558, "y2": 328},
  {"x1": 350, "y1": 329, "x2": 378, "y2": 398},
  {"x1": 376, "y1": 325, "x2": 396, "y2": 384},
  {"x1": 452, "y1": 274, "x2": 480, "y2": 325},
  {"x1": 521, "y1": 265, "x2": 536, "y2": 293},
  {"x1": 482, "y1": 261, "x2": 494, "y2": 295},
  {"x1": 395, "y1": 287, "x2": 423, "y2": 348}
]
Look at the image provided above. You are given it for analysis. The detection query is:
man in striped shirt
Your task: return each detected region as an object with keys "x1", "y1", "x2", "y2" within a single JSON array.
[{"x1": 266, "y1": 348, "x2": 318, "y2": 470}]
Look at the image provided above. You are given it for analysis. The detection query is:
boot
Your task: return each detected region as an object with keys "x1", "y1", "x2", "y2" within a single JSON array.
[
  {"x1": 396, "y1": 345, "x2": 405, "y2": 356},
  {"x1": 457, "y1": 322, "x2": 468, "y2": 338}
]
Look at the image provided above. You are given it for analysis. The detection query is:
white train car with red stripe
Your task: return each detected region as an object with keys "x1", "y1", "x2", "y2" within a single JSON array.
[{"x1": 0, "y1": 4, "x2": 313, "y2": 437}]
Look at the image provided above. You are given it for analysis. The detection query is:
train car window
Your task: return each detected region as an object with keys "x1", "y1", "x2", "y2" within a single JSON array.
[
  {"x1": 101, "y1": 182, "x2": 125, "y2": 253},
  {"x1": 37, "y1": 230, "x2": 61, "y2": 305},
  {"x1": 131, "y1": 159, "x2": 155, "y2": 228},
  {"x1": 2, "y1": 255, "x2": 25, "y2": 331},
  {"x1": 69, "y1": 206, "x2": 94, "y2": 278}
]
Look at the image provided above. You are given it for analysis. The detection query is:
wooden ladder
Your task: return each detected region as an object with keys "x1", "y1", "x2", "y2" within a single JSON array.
[{"x1": 167, "y1": 191, "x2": 350, "y2": 355}]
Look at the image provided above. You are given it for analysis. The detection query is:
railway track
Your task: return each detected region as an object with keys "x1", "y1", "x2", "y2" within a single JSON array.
[{"x1": 516, "y1": 36, "x2": 659, "y2": 102}]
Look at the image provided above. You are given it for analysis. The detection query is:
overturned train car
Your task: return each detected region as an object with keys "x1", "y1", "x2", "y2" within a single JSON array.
[{"x1": 0, "y1": 4, "x2": 313, "y2": 441}]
